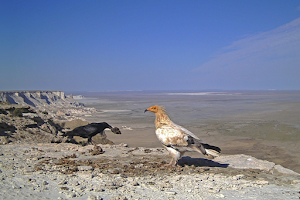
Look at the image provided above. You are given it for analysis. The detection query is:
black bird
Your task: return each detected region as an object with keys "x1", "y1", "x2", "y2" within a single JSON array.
[{"x1": 62, "y1": 122, "x2": 121, "y2": 144}]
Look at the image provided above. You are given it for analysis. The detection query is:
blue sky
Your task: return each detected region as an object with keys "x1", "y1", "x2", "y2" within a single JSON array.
[{"x1": 1, "y1": 0, "x2": 300, "y2": 91}]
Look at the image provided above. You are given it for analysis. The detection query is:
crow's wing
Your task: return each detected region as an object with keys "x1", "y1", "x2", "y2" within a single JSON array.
[{"x1": 80, "y1": 124, "x2": 99, "y2": 134}]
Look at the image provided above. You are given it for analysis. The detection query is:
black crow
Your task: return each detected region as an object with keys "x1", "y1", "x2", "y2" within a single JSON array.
[{"x1": 62, "y1": 122, "x2": 121, "y2": 144}]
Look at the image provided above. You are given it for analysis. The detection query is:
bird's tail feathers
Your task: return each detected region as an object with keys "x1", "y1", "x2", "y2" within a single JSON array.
[
  {"x1": 205, "y1": 149, "x2": 220, "y2": 157},
  {"x1": 202, "y1": 143, "x2": 221, "y2": 157}
]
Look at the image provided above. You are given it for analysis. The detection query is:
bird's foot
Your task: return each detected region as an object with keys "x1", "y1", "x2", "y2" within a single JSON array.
[
  {"x1": 160, "y1": 158, "x2": 174, "y2": 168},
  {"x1": 160, "y1": 158, "x2": 181, "y2": 169},
  {"x1": 87, "y1": 140, "x2": 96, "y2": 145},
  {"x1": 160, "y1": 163, "x2": 182, "y2": 170},
  {"x1": 160, "y1": 163, "x2": 174, "y2": 168}
]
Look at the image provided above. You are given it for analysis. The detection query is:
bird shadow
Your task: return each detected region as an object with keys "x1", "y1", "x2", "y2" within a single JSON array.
[
  {"x1": 62, "y1": 138, "x2": 90, "y2": 146},
  {"x1": 178, "y1": 156, "x2": 229, "y2": 168}
]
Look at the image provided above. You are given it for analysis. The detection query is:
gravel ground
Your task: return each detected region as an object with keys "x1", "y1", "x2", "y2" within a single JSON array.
[{"x1": 0, "y1": 143, "x2": 300, "y2": 200}]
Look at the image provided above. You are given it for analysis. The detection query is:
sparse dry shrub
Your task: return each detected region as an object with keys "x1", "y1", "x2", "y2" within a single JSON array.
[{"x1": 13, "y1": 108, "x2": 24, "y2": 117}]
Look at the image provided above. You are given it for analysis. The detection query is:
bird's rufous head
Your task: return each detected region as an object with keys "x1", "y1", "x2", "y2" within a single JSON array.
[{"x1": 144, "y1": 105, "x2": 162, "y2": 113}]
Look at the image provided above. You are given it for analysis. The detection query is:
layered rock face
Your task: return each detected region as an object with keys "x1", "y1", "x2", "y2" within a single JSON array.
[
  {"x1": 0, "y1": 91, "x2": 80, "y2": 107},
  {"x1": 0, "y1": 91, "x2": 96, "y2": 121}
]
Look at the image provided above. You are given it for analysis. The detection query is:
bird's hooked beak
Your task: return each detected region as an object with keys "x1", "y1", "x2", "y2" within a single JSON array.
[{"x1": 144, "y1": 105, "x2": 158, "y2": 113}]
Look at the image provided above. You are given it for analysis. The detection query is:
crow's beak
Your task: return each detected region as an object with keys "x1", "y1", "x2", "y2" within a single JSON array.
[{"x1": 144, "y1": 109, "x2": 148, "y2": 113}]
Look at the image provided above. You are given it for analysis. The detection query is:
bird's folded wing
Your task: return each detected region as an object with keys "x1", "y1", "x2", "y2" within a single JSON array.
[
  {"x1": 156, "y1": 126, "x2": 189, "y2": 147},
  {"x1": 82, "y1": 126, "x2": 98, "y2": 133},
  {"x1": 172, "y1": 123, "x2": 206, "y2": 143}
]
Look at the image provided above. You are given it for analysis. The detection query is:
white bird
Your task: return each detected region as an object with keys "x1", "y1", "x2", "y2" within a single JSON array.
[{"x1": 145, "y1": 105, "x2": 221, "y2": 167}]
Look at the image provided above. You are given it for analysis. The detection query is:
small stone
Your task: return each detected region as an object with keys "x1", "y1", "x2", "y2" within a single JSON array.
[
  {"x1": 159, "y1": 182, "x2": 173, "y2": 188},
  {"x1": 0, "y1": 136, "x2": 9, "y2": 144},
  {"x1": 12, "y1": 185, "x2": 21, "y2": 189},
  {"x1": 121, "y1": 143, "x2": 128, "y2": 147},
  {"x1": 110, "y1": 194, "x2": 128, "y2": 200},
  {"x1": 291, "y1": 180, "x2": 300, "y2": 184},
  {"x1": 165, "y1": 191, "x2": 177, "y2": 195},
  {"x1": 120, "y1": 174, "x2": 127, "y2": 178},
  {"x1": 60, "y1": 187, "x2": 69, "y2": 190},
  {"x1": 131, "y1": 181, "x2": 139, "y2": 186},
  {"x1": 108, "y1": 168, "x2": 119, "y2": 174},
  {"x1": 91, "y1": 145, "x2": 104, "y2": 155},
  {"x1": 147, "y1": 181, "x2": 155, "y2": 185},
  {"x1": 42, "y1": 181, "x2": 48, "y2": 185},
  {"x1": 208, "y1": 188, "x2": 220, "y2": 193},
  {"x1": 58, "y1": 180, "x2": 67, "y2": 185},
  {"x1": 87, "y1": 195, "x2": 97, "y2": 200},
  {"x1": 67, "y1": 193, "x2": 76, "y2": 198},
  {"x1": 105, "y1": 182, "x2": 122, "y2": 190},
  {"x1": 94, "y1": 187, "x2": 105, "y2": 192},
  {"x1": 144, "y1": 149, "x2": 152, "y2": 153},
  {"x1": 256, "y1": 180, "x2": 269, "y2": 185},
  {"x1": 78, "y1": 166, "x2": 93, "y2": 171},
  {"x1": 73, "y1": 181, "x2": 80, "y2": 186},
  {"x1": 78, "y1": 186, "x2": 86, "y2": 191},
  {"x1": 235, "y1": 174, "x2": 245, "y2": 180}
]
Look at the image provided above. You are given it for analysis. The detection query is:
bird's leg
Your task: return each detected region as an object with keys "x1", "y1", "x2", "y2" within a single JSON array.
[
  {"x1": 88, "y1": 137, "x2": 95, "y2": 145},
  {"x1": 160, "y1": 158, "x2": 175, "y2": 168},
  {"x1": 161, "y1": 147, "x2": 182, "y2": 168},
  {"x1": 160, "y1": 159, "x2": 182, "y2": 169}
]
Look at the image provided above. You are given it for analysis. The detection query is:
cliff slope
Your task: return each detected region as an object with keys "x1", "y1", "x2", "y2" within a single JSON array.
[
  {"x1": 0, "y1": 91, "x2": 81, "y2": 107},
  {"x1": 0, "y1": 91, "x2": 96, "y2": 121}
]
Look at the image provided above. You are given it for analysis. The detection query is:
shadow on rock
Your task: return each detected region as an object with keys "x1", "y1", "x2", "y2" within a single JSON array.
[
  {"x1": 0, "y1": 122, "x2": 16, "y2": 136},
  {"x1": 61, "y1": 134, "x2": 114, "y2": 146},
  {"x1": 179, "y1": 156, "x2": 229, "y2": 168}
]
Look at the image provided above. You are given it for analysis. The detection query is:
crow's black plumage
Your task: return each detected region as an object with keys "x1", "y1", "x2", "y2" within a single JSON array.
[{"x1": 62, "y1": 122, "x2": 121, "y2": 144}]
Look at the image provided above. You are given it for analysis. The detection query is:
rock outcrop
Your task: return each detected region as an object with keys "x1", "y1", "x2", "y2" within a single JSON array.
[
  {"x1": 0, "y1": 104, "x2": 113, "y2": 145},
  {"x1": 0, "y1": 91, "x2": 96, "y2": 144},
  {"x1": 0, "y1": 91, "x2": 96, "y2": 121},
  {"x1": 0, "y1": 91, "x2": 80, "y2": 107},
  {"x1": 0, "y1": 104, "x2": 65, "y2": 144}
]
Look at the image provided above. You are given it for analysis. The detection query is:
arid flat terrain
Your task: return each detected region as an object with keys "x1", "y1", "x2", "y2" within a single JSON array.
[
  {"x1": 1, "y1": 91, "x2": 300, "y2": 199},
  {"x1": 1, "y1": 143, "x2": 300, "y2": 200}
]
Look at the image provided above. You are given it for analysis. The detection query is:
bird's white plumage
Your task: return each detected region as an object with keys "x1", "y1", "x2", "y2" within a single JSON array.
[
  {"x1": 155, "y1": 126, "x2": 185, "y2": 145},
  {"x1": 146, "y1": 105, "x2": 220, "y2": 166},
  {"x1": 155, "y1": 122, "x2": 205, "y2": 147}
]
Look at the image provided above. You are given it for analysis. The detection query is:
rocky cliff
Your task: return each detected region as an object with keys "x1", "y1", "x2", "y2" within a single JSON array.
[
  {"x1": 0, "y1": 91, "x2": 80, "y2": 107},
  {"x1": 0, "y1": 104, "x2": 66, "y2": 144},
  {"x1": 0, "y1": 104, "x2": 113, "y2": 145},
  {"x1": 0, "y1": 91, "x2": 96, "y2": 121},
  {"x1": 0, "y1": 90, "x2": 111, "y2": 144},
  {"x1": 0, "y1": 91, "x2": 96, "y2": 120}
]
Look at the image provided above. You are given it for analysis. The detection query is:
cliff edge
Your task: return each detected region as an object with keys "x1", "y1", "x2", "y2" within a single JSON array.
[
  {"x1": 0, "y1": 91, "x2": 96, "y2": 121},
  {"x1": 0, "y1": 91, "x2": 80, "y2": 107}
]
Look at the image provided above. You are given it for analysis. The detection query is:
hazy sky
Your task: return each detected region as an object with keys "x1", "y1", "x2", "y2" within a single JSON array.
[{"x1": 1, "y1": 0, "x2": 300, "y2": 91}]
